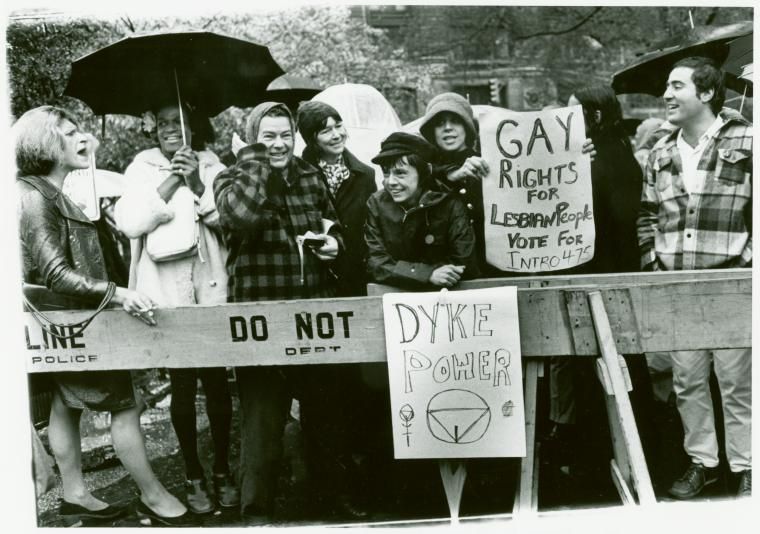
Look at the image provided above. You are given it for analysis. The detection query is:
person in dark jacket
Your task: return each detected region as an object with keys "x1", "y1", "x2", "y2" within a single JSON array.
[
  {"x1": 366, "y1": 131, "x2": 479, "y2": 289},
  {"x1": 418, "y1": 93, "x2": 490, "y2": 274},
  {"x1": 295, "y1": 101, "x2": 377, "y2": 519},
  {"x1": 297, "y1": 101, "x2": 378, "y2": 297},
  {"x1": 14, "y1": 106, "x2": 190, "y2": 527},
  {"x1": 542, "y1": 86, "x2": 655, "y2": 497},
  {"x1": 214, "y1": 102, "x2": 357, "y2": 523}
]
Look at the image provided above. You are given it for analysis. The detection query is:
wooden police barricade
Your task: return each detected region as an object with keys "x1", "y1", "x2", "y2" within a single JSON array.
[{"x1": 23, "y1": 269, "x2": 752, "y2": 519}]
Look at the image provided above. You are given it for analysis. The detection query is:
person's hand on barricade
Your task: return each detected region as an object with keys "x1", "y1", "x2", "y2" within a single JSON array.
[
  {"x1": 113, "y1": 287, "x2": 157, "y2": 326},
  {"x1": 429, "y1": 264, "x2": 465, "y2": 287}
]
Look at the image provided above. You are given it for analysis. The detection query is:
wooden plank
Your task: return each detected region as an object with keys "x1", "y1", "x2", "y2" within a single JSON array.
[
  {"x1": 367, "y1": 268, "x2": 750, "y2": 295},
  {"x1": 588, "y1": 291, "x2": 656, "y2": 505},
  {"x1": 513, "y1": 359, "x2": 540, "y2": 515},
  {"x1": 610, "y1": 460, "x2": 635, "y2": 506},
  {"x1": 23, "y1": 275, "x2": 751, "y2": 373}
]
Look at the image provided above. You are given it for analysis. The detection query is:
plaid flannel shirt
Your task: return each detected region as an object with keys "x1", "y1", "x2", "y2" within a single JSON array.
[
  {"x1": 637, "y1": 109, "x2": 752, "y2": 271},
  {"x1": 213, "y1": 151, "x2": 342, "y2": 302}
]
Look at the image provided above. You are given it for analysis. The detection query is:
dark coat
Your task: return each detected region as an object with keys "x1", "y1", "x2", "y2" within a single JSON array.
[
  {"x1": 17, "y1": 174, "x2": 111, "y2": 303},
  {"x1": 302, "y1": 146, "x2": 378, "y2": 296},
  {"x1": 430, "y1": 146, "x2": 492, "y2": 275},
  {"x1": 585, "y1": 131, "x2": 643, "y2": 274},
  {"x1": 365, "y1": 188, "x2": 479, "y2": 290}
]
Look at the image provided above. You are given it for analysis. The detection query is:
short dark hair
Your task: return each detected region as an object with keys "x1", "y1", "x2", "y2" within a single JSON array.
[
  {"x1": 152, "y1": 103, "x2": 215, "y2": 151},
  {"x1": 672, "y1": 56, "x2": 725, "y2": 114},
  {"x1": 13, "y1": 105, "x2": 79, "y2": 176},
  {"x1": 378, "y1": 154, "x2": 433, "y2": 191}
]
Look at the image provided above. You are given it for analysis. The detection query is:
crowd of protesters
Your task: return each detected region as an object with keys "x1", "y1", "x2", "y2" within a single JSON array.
[{"x1": 14, "y1": 55, "x2": 751, "y2": 526}]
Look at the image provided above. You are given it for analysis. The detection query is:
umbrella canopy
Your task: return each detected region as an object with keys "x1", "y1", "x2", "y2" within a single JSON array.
[
  {"x1": 266, "y1": 74, "x2": 323, "y2": 109},
  {"x1": 64, "y1": 30, "x2": 284, "y2": 116},
  {"x1": 612, "y1": 21, "x2": 753, "y2": 97}
]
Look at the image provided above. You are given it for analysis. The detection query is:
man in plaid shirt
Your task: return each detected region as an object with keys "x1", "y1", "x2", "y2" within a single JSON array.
[
  {"x1": 214, "y1": 102, "x2": 353, "y2": 522},
  {"x1": 637, "y1": 57, "x2": 751, "y2": 499}
]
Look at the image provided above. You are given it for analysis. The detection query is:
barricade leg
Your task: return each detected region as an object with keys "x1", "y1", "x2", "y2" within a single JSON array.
[
  {"x1": 513, "y1": 359, "x2": 541, "y2": 514},
  {"x1": 587, "y1": 291, "x2": 656, "y2": 505}
]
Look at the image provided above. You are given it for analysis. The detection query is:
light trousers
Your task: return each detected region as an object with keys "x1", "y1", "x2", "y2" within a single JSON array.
[{"x1": 671, "y1": 348, "x2": 751, "y2": 472}]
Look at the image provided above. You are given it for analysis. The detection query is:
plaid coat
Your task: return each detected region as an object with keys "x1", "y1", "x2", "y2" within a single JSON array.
[
  {"x1": 637, "y1": 109, "x2": 752, "y2": 271},
  {"x1": 213, "y1": 149, "x2": 342, "y2": 302}
]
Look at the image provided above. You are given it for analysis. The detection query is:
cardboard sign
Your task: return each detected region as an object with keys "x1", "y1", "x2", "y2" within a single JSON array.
[
  {"x1": 480, "y1": 105, "x2": 594, "y2": 272},
  {"x1": 382, "y1": 287, "x2": 525, "y2": 459}
]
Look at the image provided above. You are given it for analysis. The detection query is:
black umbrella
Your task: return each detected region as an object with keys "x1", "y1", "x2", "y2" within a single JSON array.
[
  {"x1": 64, "y1": 30, "x2": 284, "y2": 117},
  {"x1": 265, "y1": 74, "x2": 323, "y2": 109},
  {"x1": 612, "y1": 21, "x2": 753, "y2": 97}
]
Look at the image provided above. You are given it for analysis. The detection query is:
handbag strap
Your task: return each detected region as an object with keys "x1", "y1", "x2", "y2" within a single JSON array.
[{"x1": 23, "y1": 282, "x2": 117, "y2": 340}]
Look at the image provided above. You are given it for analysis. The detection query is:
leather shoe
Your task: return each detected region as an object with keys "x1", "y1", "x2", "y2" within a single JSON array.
[
  {"x1": 136, "y1": 499, "x2": 195, "y2": 527},
  {"x1": 332, "y1": 494, "x2": 369, "y2": 520},
  {"x1": 737, "y1": 469, "x2": 751, "y2": 498},
  {"x1": 58, "y1": 499, "x2": 130, "y2": 520},
  {"x1": 669, "y1": 463, "x2": 719, "y2": 500}
]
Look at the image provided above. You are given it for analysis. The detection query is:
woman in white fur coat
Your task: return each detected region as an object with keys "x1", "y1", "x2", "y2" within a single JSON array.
[{"x1": 115, "y1": 103, "x2": 239, "y2": 514}]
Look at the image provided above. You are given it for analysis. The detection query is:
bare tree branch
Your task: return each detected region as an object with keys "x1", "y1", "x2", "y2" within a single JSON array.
[{"x1": 512, "y1": 7, "x2": 604, "y2": 42}]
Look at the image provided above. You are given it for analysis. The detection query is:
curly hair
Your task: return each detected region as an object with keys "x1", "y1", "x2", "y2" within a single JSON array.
[{"x1": 13, "y1": 105, "x2": 79, "y2": 176}]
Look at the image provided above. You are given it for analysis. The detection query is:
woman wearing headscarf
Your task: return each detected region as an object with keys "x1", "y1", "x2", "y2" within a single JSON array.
[
  {"x1": 114, "y1": 102, "x2": 238, "y2": 514},
  {"x1": 14, "y1": 105, "x2": 189, "y2": 526}
]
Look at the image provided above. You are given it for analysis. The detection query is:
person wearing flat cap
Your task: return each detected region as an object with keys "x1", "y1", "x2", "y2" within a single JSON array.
[{"x1": 365, "y1": 131, "x2": 479, "y2": 290}]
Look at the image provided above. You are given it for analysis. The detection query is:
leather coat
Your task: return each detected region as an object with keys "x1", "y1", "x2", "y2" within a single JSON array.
[{"x1": 17, "y1": 175, "x2": 111, "y2": 305}]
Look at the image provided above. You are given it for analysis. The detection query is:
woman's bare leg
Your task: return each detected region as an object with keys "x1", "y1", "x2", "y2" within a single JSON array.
[
  {"x1": 48, "y1": 392, "x2": 107, "y2": 510},
  {"x1": 110, "y1": 399, "x2": 186, "y2": 517}
]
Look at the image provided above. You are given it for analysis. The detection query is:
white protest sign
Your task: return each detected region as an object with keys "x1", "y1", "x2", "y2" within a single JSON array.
[
  {"x1": 480, "y1": 106, "x2": 594, "y2": 272},
  {"x1": 383, "y1": 287, "x2": 525, "y2": 459}
]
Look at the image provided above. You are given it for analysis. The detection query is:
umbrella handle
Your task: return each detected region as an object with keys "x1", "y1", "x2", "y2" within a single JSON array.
[{"x1": 174, "y1": 69, "x2": 188, "y2": 146}]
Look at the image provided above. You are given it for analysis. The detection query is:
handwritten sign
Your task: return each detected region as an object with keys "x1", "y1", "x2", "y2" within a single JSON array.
[
  {"x1": 382, "y1": 287, "x2": 525, "y2": 459},
  {"x1": 480, "y1": 105, "x2": 594, "y2": 272}
]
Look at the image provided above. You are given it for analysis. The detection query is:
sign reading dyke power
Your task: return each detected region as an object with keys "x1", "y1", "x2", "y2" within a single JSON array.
[
  {"x1": 382, "y1": 287, "x2": 526, "y2": 459},
  {"x1": 480, "y1": 105, "x2": 594, "y2": 272}
]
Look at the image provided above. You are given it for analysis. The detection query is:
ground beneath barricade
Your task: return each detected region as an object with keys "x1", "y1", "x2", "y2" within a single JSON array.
[{"x1": 33, "y1": 374, "x2": 745, "y2": 528}]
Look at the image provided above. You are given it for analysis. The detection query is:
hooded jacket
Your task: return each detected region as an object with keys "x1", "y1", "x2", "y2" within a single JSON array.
[
  {"x1": 365, "y1": 188, "x2": 479, "y2": 290},
  {"x1": 214, "y1": 102, "x2": 343, "y2": 302}
]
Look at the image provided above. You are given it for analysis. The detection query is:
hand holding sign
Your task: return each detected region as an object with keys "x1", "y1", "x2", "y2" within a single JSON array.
[{"x1": 448, "y1": 156, "x2": 490, "y2": 182}]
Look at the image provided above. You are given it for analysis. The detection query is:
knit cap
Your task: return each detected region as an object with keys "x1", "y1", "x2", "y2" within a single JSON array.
[
  {"x1": 296, "y1": 101, "x2": 343, "y2": 146},
  {"x1": 418, "y1": 92, "x2": 477, "y2": 148}
]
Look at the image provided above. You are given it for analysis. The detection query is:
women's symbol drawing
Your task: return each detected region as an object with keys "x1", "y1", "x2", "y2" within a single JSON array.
[
  {"x1": 399, "y1": 403, "x2": 415, "y2": 446},
  {"x1": 426, "y1": 389, "x2": 491, "y2": 444}
]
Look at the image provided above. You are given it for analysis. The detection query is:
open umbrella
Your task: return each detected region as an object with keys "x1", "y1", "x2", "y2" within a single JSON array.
[
  {"x1": 265, "y1": 74, "x2": 323, "y2": 111},
  {"x1": 64, "y1": 30, "x2": 284, "y2": 117},
  {"x1": 612, "y1": 21, "x2": 753, "y2": 97}
]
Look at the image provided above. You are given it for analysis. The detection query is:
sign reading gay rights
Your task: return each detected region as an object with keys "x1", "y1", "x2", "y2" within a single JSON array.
[
  {"x1": 480, "y1": 105, "x2": 594, "y2": 272},
  {"x1": 382, "y1": 287, "x2": 526, "y2": 459}
]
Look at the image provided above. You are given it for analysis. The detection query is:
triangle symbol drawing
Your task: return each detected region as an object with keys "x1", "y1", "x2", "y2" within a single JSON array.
[{"x1": 429, "y1": 408, "x2": 489, "y2": 443}]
